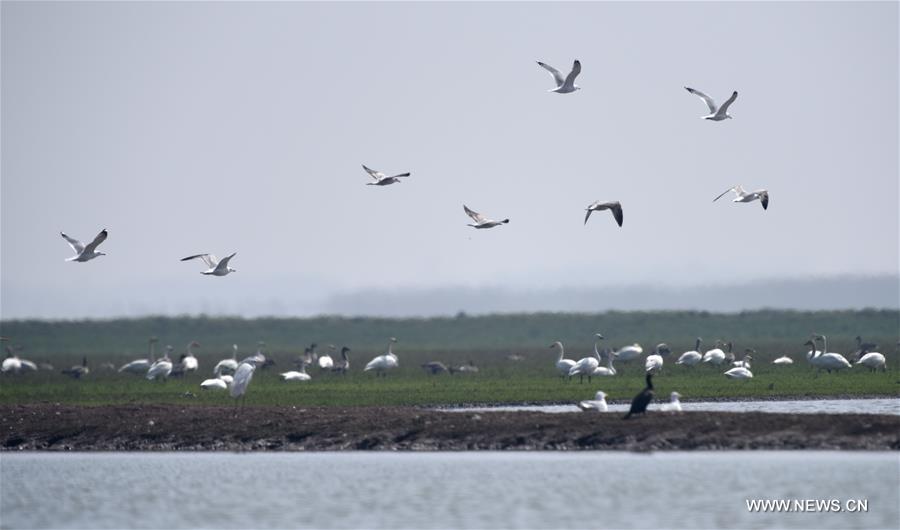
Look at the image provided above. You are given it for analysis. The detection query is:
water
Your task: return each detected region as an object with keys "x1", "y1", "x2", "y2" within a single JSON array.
[
  {"x1": 1, "y1": 452, "x2": 897, "y2": 529},
  {"x1": 447, "y1": 397, "x2": 900, "y2": 415}
]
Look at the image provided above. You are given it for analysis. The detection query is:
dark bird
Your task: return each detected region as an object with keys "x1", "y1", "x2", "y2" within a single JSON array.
[
  {"x1": 850, "y1": 335, "x2": 878, "y2": 362},
  {"x1": 624, "y1": 372, "x2": 655, "y2": 419},
  {"x1": 421, "y1": 361, "x2": 449, "y2": 375},
  {"x1": 61, "y1": 356, "x2": 90, "y2": 379},
  {"x1": 331, "y1": 347, "x2": 351, "y2": 374}
]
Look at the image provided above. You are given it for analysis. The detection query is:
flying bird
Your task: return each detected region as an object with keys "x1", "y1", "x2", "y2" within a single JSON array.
[
  {"x1": 180, "y1": 253, "x2": 237, "y2": 276},
  {"x1": 60, "y1": 229, "x2": 108, "y2": 262},
  {"x1": 536, "y1": 60, "x2": 581, "y2": 93},
  {"x1": 463, "y1": 205, "x2": 509, "y2": 229},
  {"x1": 684, "y1": 87, "x2": 738, "y2": 121},
  {"x1": 713, "y1": 186, "x2": 769, "y2": 210},
  {"x1": 584, "y1": 201, "x2": 623, "y2": 227},
  {"x1": 362, "y1": 164, "x2": 410, "y2": 186}
]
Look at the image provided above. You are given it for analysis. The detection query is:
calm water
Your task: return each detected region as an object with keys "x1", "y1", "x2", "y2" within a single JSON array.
[
  {"x1": 449, "y1": 398, "x2": 900, "y2": 415},
  {"x1": 1, "y1": 452, "x2": 897, "y2": 529}
]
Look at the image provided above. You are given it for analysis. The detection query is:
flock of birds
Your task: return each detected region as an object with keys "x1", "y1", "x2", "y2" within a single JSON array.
[{"x1": 55, "y1": 59, "x2": 772, "y2": 274}]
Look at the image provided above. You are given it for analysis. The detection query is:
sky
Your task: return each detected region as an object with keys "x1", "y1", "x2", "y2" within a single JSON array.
[{"x1": 1, "y1": 1, "x2": 898, "y2": 319}]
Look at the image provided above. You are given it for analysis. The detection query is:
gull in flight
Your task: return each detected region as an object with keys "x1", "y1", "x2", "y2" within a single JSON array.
[
  {"x1": 713, "y1": 185, "x2": 769, "y2": 210},
  {"x1": 584, "y1": 201, "x2": 623, "y2": 227},
  {"x1": 464, "y1": 205, "x2": 509, "y2": 229},
  {"x1": 363, "y1": 164, "x2": 410, "y2": 186},
  {"x1": 536, "y1": 60, "x2": 581, "y2": 93},
  {"x1": 180, "y1": 253, "x2": 237, "y2": 276},
  {"x1": 684, "y1": 87, "x2": 738, "y2": 121},
  {"x1": 60, "y1": 229, "x2": 108, "y2": 262}
]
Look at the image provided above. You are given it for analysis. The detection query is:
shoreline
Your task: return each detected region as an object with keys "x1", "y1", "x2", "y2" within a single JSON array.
[{"x1": 2, "y1": 404, "x2": 898, "y2": 452}]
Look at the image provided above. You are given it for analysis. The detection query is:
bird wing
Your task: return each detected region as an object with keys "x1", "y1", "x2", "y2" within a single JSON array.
[
  {"x1": 717, "y1": 91, "x2": 738, "y2": 115},
  {"x1": 609, "y1": 202, "x2": 624, "y2": 227},
  {"x1": 60, "y1": 232, "x2": 85, "y2": 254},
  {"x1": 215, "y1": 252, "x2": 236, "y2": 272},
  {"x1": 536, "y1": 61, "x2": 565, "y2": 87},
  {"x1": 463, "y1": 205, "x2": 486, "y2": 223},
  {"x1": 82, "y1": 229, "x2": 108, "y2": 254},
  {"x1": 713, "y1": 187, "x2": 737, "y2": 202},
  {"x1": 390, "y1": 172, "x2": 411, "y2": 179},
  {"x1": 563, "y1": 60, "x2": 581, "y2": 86},
  {"x1": 684, "y1": 87, "x2": 717, "y2": 114},
  {"x1": 362, "y1": 164, "x2": 386, "y2": 181},
  {"x1": 758, "y1": 191, "x2": 769, "y2": 210},
  {"x1": 181, "y1": 254, "x2": 217, "y2": 268}
]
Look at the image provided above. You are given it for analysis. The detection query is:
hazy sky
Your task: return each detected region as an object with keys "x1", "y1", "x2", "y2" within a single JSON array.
[{"x1": 2, "y1": 1, "x2": 898, "y2": 319}]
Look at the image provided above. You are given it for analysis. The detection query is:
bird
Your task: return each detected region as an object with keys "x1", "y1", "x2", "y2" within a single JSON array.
[
  {"x1": 808, "y1": 336, "x2": 852, "y2": 374},
  {"x1": 702, "y1": 340, "x2": 726, "y2": 366},
  {"x1": 179, "y1": 341, "x2": 200, "y2": 373},
  {"x1": 773, "y1": 355, "x2": 794, "y2": 365},
  {"x1": 855, "y1": 351, "x2": 886, "y2": 372},
  {"x1": 676, "y1": 338, "x2": 703, "y2": 367},
  {"x1": 213, "y1": 345, "x2": 239, "y2": 376},
  {"x1": 713, "y1": 185, "x2": 770, "y2": 210},
  {"x1": 850, "y1": 336, "x2": 879, "y2": 362},
  {"x1": 684, "y1": 87, "x2": 738, "y2": 121},
  {"x1": 280, "y1": 362, "x2": 312, "y2": 382},
  {"x1": 584, "y1": 201, "x2": 623, "y2": 227},
  {"x1": 569, "y1": 334, "x2": 605, "y2": 383},
  {"x1": 659, "y1": 391, "x2": 682, "y2": 412},
  {"x1": 613, "y1": 343, "x2": 643, "y2": 363},
  {"x1": 318, "y1": 344, "x2": 335, "y2": 370},
  {"x1": 590, "y1": 349, "x2": 617, "y2": 377},
  {"x1": 550, "y1": 341, "x2": 577, "y2": 380},
  {"x1": 733, "y1": 349, "x2": 754, "y2": 368},
  {"x1": 536, "y1": 60, "x2": 581, "y2": 93},
  {"x1": 463, "y1": 205, "x2": 509, "y2": 229},
  {"x1": 364, "y1": 337, "x2": 400, "y2": 376},
  {"x1": 331, "y1": 347, "x2": 351, "y2": 375},
  {"x1": 60, "y1": 229, "x2": 108, "y2": 262},
  {"x1": 724, "y1": 366, "x2": 754, "y2": 380},
  {"x1": 449, "y1": 360, "x2": 479, "y2": 374},
  {"x1": 180, "y1": 253, "x2": 237, "y2": 276},
  {"x1": 421, "y1": 361, "x2": 449, "y2": 375},
  {"x1": 61, "y1": 356, "x2": 90, "y2": 379},
  {"x1": 624, "y1": 372, "x2": 655, "y2": 419},
  {"x1": 119, "y1": 337, "x2": 159, "y2": 375},
  {"x1": 147, "y1": 346, "x2": 174, "y2": 381},
  {"x1": 577, "y1": 391, "x2": 608, "y2": 412},
  {"x1": 362, "y1": 164, "x2": 410, "y2": 186},
  {"x1": 2, "y1": 348, "x2": 22, "y2": 374},
  {"x1": 218, "y1": 374, "x2": 234, "y2": 385},
  {"x1": 200, "y1": 377, "x2": 229, "y2": 390},
  {"x1": 230, "y1": 356, "x2": 261, "y2": 411},
  {"x1": 644, "y1": 343, "x2": 667, "y2": 374}
]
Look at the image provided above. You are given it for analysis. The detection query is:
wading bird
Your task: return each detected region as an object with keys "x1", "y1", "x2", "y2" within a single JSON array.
[
  {"x1": 536, "y1": 59, "x2": 581, "y2": 93},
  {"x1": 569, "y1": 334, "x2": 605, "y2": 383},
  {"x1": 702, "y1": 340, "x2": 726, "y2": 366},
  {"x1": 364, "y1": 337, "x2": 399, "y2": 376},
  {"x1": 180, "y1": 253, "x2": 237, "y2": 276},
  {"x1": 362, "y1": 164, "x2": 410, "y2": 186},
  {"x1": 60, "y1": 229, "x2": 108, "y2": 262},
  {"x1": 684, "y1": 86, "x2": 738, "y2": 121},
  {"x1": 120, "y1": 337, "x2": 158, "y2": 375},
  {"x1": 551, "y1": 341, "x2": 577, "y2": 380},
  {"x1": 213, "y1": 345, "x2": 239, "y2": 376},
  {"x1": 645, "y1": 344, "x2": 668, "y2": 374},
  {"x1": 147, "y1": 346, "x2": 174, "y2": 381},
  {"x1": 676, "y1": 338, "x2": 703, "y2": 367},
  {"x1": 855, "y1": 350, "x2": 886, "y2": 372},
  {"x1": 230, "y1": 356, "x2": 261, "y2": 413},
  {"x1": 331, "y1": 347, "x2": 351, "y2": 375},
  {"x1": 463, "y1": 205, "x2": 509, "y2": 229},
  {"x1": 809, "y1": 336, "x2": 852, "y2": 374},
  {"x1": 584, "y1": 201, "x2": 623, "y2": 227},
  {"x1": 713, "y1": 185, "x2": 769, "y2": 210}
]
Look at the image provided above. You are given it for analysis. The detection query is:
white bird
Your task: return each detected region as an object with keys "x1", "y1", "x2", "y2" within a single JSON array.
[
  {"x1": 584, "y1": 201, "x2": 623, "y2": 227},
  {"x1": 179, "y1": 341, "x2": 200, "y2": 373},
  {"x1": 362, "y1": 164, "x2": 410, "y2": 186},
  {"x1": 613, "y1": 343, "x2": 643, "y2": 363},
  {"x1": 808, "y1": 337, "x2": 852, "y2": 374},
  {"x1": 180, "y1": 253, "x2": 237, "y2": 276},
  {"x1": 60, "y1": 229, "x2": 108, "y2": 262},
  {"x1": 2, "y1": 351, "x2": 22, "y2": 374},
  {"x1": 318, "y1": 344, "x2": 335, "y2": 370},
  {"x1": 659, "y1": 391, "x2": 682, "y2": 412},
  {"x1": 364, "y1": 337, "x2": 400, "y2": 376},
  {"x1": 280, "y1": 363, "x2": 312, "y2": 382},
  {"x1": 733, "y1": 349, "x2": 754, "y2": 369},
  {"x1": 702, "y1": 340, "x2": 726, "y2": 366},
  {"x1": 213, "y1": 345, "x2": 239, "y2": 376},
  {"x1": 591, "y1": 347, "x2": 617, "y2": 377},
  {"x1": 569, "y1": 334, "x2": 604, "y2": 383},
  {"x1": 18, "y1": 359, "x2": 38, "y2": 372},
  {"x1": 200, "y1": 378, "x2": 228, "y2": 390},
  {"x1": 219, "y1": 374, "x2": 234, "y2": 385},
  {"x1": 464, "y1": 205, "x2": 509, "y2": 229},
  {"x1": 644, "y1": 344, "x2": 666, "y2": 374},
  {"x1": 578, "y1": 391, "x2": 608, "y2": 412},
  {"x1": 684, "y1": 86, "x2": 738, "y2": 121},
  {"x1": 147, "y1": 346, "x2": 174, "y2": 381},
  {"x1": 676, "y1": 338, "x2": 703, "y2": 367},
  {"x1": 120, "y1": 337, "x2": 158, "y2": 375},
  {"x1": 550, "y1": 341, "x2": 577, "y2": 379},
  {"x1": 773, "y1": 355, "x2": 794, "y2": 365},
  {"x1": 536, "y1": 60, "x2": 581, "y2": 93},
  {"x1": 230, "y1": 357, "x2": 260, "y2": 409},
  {"x1": 855, "y1": 351, "x2": 886, "y2": 372},
  {"x1": 724, "y1": 366, "x2": 753, "y2": 380},
  {"x1": 713, "y1": 185, "x2": 770, "y2": 210}
]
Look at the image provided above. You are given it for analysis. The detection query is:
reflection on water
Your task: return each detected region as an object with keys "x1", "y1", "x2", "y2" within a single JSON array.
[
  {"x1": 449, "y1": 398, "x2": 900, "y2": 415},
  {"x1": 1, "y1": 452, "x2": 897, "y2": 529}
]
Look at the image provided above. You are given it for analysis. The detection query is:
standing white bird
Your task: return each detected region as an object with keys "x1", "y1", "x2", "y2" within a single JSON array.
[
  {"x1": 536, "y1": 59, "x2": 581, "y2": 93},
  {"x1": 362, "y1": 164, "x2": 410, "y2": 186},
  {"x1": 855, "y1": 351, "x2": 886, "y2": 372},
  {"x1": 684, "y1": 87, "x2": 738, "y2": 121},
  {"x1": 724, "y1": 366, "x2": 754, "y2": 380},
  {"x1": 230, "y1": 357, "x2": 260, "y2": 411},
  {"x1": 213, "y1": 345, "x2": 239, "y2": 376},
  {"x1": 645, "y1": 344, "x2": 666, "y2": 374},
  {"x1": 773, "y1": 355, "x2": 794, "y2": 365},
  {"x1": 676, "y1": 338, "x2": 704, "y2": 367},
  {"x1": 569, "y1": 334, "x2": 604, "y2": 383},
  {"x1": 584, "y1": 201, "x2": 623, "y2": 227},
  {"x1": 178, "y1": 341, "x2": 200, "y2": 373},
  {"x1": 180, "y1": 253, "x2": 237, "y2": 276},
  {"x1": 702, "y1": 340, "x2": 726, "y2": 366},
  {"x1": 119, "y1": 337, "x2": 158, "y2": 375},
  {"x1": 659, "y1": 391, "x2": 683, "y2": 412},
  {"x1": 578, "y1": 391, "x2": 608, "y2": 412},
  {"x1": 713, "y1": 185, "x2": 770, "y2": 210},
  {"x1": 60, "y1": 229, "x2": 108, "y2": 262},
  {"x1": 463, "y1": 205, "x2": 509, "y2": 229},
  {"x1": 364, "y1": 337, "x2": 400, "y2": 376},
  {"x1": 809, "y1": 337, "x2": 852, "y2": 374},
  {"x1": 551, "y1": 341, "x2": 577, "y2": 379},
  {"x1": 147, "y1": 346, "x2": 174, "y2": 381}
]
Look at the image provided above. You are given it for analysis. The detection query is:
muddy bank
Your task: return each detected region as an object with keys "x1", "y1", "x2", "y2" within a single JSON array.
[{"x1": 2, "y1": 404, "x2": 898, "y2": 451}]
